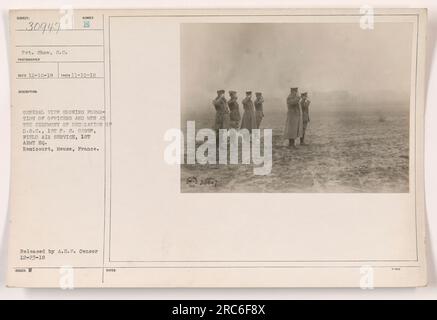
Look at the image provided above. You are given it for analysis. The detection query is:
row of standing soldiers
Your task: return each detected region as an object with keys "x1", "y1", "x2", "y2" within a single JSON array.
[
  {"x1": 213, "y1": 90, "x2": 264, "y2": 132},
  {"x1": 284, "y1": 87, "x2": 311, "y2": 147},
  {"x1": 212, "y1": 87, "x2": 311, "y2": 147}
]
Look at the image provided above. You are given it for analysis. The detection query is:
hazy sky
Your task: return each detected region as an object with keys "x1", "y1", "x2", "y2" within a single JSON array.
[{"x1": 181, "y1": 23, "x2": 413, "y2": 112}]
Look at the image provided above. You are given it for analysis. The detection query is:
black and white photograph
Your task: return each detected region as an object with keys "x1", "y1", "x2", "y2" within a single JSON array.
[
  {"x1": 1, "y1": 5, "x2": 432, "y2": 295},
  {"x1": 181, "y1": 23, "x2": 412, "y2": 193}
]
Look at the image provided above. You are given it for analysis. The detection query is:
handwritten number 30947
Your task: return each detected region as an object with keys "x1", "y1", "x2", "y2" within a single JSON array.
[{"x1": 26, "y1": 22, "x2": 61, "y2": 34}]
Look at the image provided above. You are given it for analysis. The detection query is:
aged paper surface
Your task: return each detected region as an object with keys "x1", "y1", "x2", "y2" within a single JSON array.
[{"x1": 7, "y1": 8, "x2": 427, "y2": 287}]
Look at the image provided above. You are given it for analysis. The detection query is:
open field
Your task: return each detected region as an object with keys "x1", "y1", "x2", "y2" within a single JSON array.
[{"x1": 181, "y1": 109, "x2": 409, "y2": 193}]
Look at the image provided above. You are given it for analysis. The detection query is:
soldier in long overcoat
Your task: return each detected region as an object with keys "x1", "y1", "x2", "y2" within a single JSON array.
[
  {"x1": 213, "y1": 90, "x2": 227, "y2": 131},
  {"x1": 254, "y1": 92, "x2": 264, "y2": 129},
  {"x1": 240, "y1": 91, "x2": 256, "y2": 133},
  {"x1": 228, "y1": 90, "x2": 241, "y2": 129},
  {"x1": 300, "y1": 92, "x2": 311, "y2": 145},
  {"x1": 283, "y1": 87, "x2": 303, "y2": 148}
]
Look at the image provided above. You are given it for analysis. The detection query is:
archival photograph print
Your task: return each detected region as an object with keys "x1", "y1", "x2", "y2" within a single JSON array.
[{"x1": 180, "y1": 22, "x2": 412, "y2": 193}]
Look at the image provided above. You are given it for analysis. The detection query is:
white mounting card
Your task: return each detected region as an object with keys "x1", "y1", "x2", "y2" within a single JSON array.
[{"x1": 7, "y1": 8, "x2": 427, "y2": 288}]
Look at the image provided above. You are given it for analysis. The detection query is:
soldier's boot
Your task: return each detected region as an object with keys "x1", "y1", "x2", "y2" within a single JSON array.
[{"x1": 300, "y1": 136, "x2": 308, "y2": 146}]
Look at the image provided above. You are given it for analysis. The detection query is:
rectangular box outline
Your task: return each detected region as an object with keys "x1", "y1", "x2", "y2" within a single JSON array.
[{"x1": 105, "y1": 12, "x2": 420, "y2": 265}]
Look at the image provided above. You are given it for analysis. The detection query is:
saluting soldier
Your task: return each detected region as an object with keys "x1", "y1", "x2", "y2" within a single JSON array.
[
  {"x1": 283, "y1": 87, "x2": 303, "y2": 148},
  {"x1": 240, "y1": 91, "x2": 256, "y2": 133},
  {"x1": 213, "y1": 89, "x2": 226, "y2": 132},
  {"x1": 222, "y1": 92, "x2": 231, "y2": 130},
  {"x1": 254, "y1": 92, "x2": 264, "y2": 129},
  {"x1": 228, "y1": 90, "x2": 241, "y2": 129},
  {"x1": 300, "y1": 92, "x2": 311, "y2": 145}
]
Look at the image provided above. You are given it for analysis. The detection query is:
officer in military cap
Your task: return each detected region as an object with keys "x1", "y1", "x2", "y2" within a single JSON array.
[
  {"x1": 300, "y1": 92, "x2": 311, "y2": 145},
  {"x1": 254, "y1": 92, "x2": 265, "y2": 129},
  {"x1": 240, "y1": 91, "x2": 256, "y2": 132},
  {"x1": 228, "y1": 90, "x2": 241, "y2": 129},
  {"x1": 284, "y1": 87, "x2": 303, "y2": 148},
  {"x1": 213, "y1": 89, "x2": 227, "y2": 132}
]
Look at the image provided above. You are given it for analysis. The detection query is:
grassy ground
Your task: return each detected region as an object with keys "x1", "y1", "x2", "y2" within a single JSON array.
[{"x1": 181, "y1": 111, "x2": 409, "y2": 193}]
